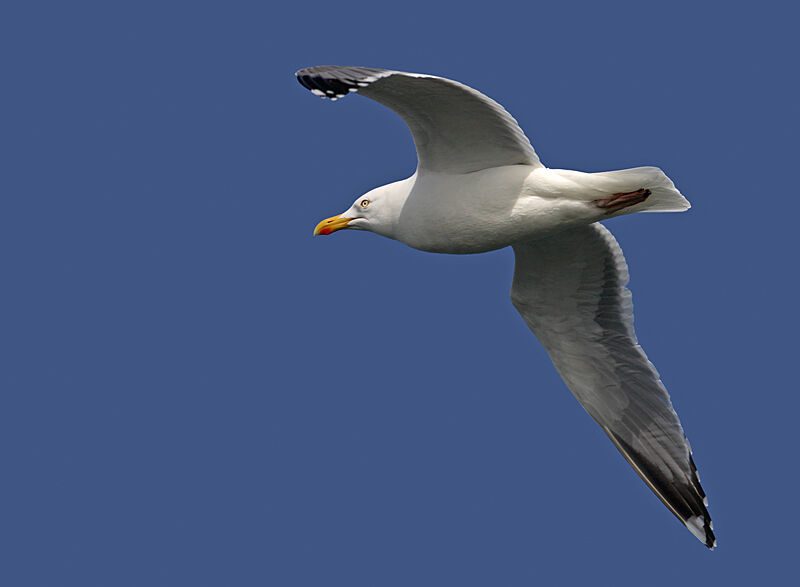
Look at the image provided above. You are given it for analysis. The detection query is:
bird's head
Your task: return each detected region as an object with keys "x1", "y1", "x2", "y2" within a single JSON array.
[{"x1": 313, "y1": 179, "x2": 411, "y2": 239}]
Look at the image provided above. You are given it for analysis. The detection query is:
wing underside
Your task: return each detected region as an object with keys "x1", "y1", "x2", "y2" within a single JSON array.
[
  {"x1": 510, "y1": 223, "x2": 715, "y2": 548},
  {"x1": 296, "y1": 65, "x2": 541, "y2": 173}
]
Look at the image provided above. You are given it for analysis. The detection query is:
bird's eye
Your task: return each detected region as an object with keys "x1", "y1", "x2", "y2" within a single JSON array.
[{"x1": 360, "y1": 199, "x2": 370, "y2": 208}]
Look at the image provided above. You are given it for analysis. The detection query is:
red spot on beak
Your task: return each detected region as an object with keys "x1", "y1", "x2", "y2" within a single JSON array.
[{"x1": 318, "y1": 227, "x2": 332, "y2": 235}]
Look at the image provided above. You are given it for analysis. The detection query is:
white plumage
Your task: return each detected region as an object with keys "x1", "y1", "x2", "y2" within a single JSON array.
[{"x1": 297, "y1": 66, "x2": 715, "y2": 548}]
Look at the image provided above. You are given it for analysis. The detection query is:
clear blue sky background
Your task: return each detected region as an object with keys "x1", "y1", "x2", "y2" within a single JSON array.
[{"x1": 2, "y1": 1, "x2": 797, "y2": 585}]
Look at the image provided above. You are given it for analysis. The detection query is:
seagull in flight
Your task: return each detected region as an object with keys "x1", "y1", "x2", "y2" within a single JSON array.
[{"x1": 296, "y1": 65, "x2": 715, "y2": 548}]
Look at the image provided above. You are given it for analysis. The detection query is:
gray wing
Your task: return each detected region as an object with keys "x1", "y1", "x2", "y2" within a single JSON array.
[
  {"x1": 295, "y1": 65, "x2": 541, "y2": 174},
  {"x1": 510, "y1": 223, "x2": 715, "y2": 548}
]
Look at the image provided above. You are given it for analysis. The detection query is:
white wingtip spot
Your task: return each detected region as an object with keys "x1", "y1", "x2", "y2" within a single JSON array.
[
  {"x1": 310, "y1": 89, "x2": 325, "y2": 97},
  {"x1": 685, "y1": 515, "x2": 714, "y2": 548},
  {"x1": 685, "y1": 515, "x2": 705, "y2": 541}
]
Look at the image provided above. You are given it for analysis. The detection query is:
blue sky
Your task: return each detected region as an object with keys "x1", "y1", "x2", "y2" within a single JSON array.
[{"x1": 2, "y1": 1, "x2": 797, "y2": 585}]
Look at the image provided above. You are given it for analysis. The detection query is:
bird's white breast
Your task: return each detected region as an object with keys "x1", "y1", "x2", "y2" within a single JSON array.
[{"x1": 394, "y1": 166, "x2": 601, "y2": 254}]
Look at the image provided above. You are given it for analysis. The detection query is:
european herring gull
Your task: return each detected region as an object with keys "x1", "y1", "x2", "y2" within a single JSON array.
[{"x1": 296, "y1": 65, "x2": 715, "y2": 549}]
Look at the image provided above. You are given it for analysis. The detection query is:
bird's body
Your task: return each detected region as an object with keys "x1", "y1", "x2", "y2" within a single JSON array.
[
  {"x1": 373, "y1": 165, "x2": 686, "y2": 254},
  {"x1": 296, "y1": 65, "x2": 715, "y2": 548}
]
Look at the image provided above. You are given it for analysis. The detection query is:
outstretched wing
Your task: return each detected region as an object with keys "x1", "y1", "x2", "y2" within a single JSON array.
[
  {"x1": 295, "y1": 65, "x2": 541, "y2": 174},
  {"x1": 510, "y1": 223, "x2": 715, "y2": 548}
]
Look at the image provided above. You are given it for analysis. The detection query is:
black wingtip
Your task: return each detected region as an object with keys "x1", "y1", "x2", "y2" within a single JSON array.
[
  {"x1": 703, "y1": 518, "x2": 716, "y2": 550},
  {"x1": 294, "y1": 66, "x2": 391, "y2": 100},
  {"x1": 687, "y1": 454, "x2": 716, "y2": 550}
]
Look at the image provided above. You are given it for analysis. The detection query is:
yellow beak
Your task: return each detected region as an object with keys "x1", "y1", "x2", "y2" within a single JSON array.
[{"x1": 313, "y1": 214, "x2": 353, "y2": 236}]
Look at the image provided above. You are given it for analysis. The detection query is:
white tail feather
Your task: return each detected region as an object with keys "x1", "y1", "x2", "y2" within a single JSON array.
[{"x1": 594, "y1": 166, "x2": 690, "y2": 212}]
